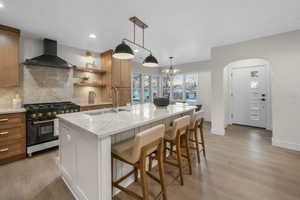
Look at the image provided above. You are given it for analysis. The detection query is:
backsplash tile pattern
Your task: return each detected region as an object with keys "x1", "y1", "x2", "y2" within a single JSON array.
[
  {"x1": 0, "y1": 87, "x2": 23, "y2": 108},
  {"x1": 23, "y1": 66, "x2": 73, "y2": 104}
]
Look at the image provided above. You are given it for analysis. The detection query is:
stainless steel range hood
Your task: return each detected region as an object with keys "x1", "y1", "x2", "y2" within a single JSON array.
[{"x1": 23, "y1": 39, "x2": 73, "y2": 69}]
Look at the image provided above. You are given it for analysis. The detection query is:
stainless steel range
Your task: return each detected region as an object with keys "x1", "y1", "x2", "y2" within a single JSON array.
[{"x1": 24, "y1": 102, "x2": 80, "y2": 156}]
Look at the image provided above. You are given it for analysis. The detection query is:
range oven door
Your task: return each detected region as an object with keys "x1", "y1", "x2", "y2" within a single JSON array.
[{"x1": 27, "y1": 119, "x2": 58, "y2": 146}]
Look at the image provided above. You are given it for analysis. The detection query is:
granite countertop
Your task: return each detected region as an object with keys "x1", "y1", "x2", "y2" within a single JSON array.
[
  {"x1": 0, "y1": 108, "x2": 26, "y2": 115},
  {"x1": 73, "y1": 102, "x2": 112, "y2": 107},
  {"x1": 58, "y1": 103, "x2": 196, "y2": 138}
]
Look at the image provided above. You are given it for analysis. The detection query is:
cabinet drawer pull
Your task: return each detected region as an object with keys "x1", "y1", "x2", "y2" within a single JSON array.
[
  {"x1": 0, "y1": 131, "x2": 8, "y2": 135},
  {"x1": 0, "y1": 119, "x2": 8, "y2": 123},
  {"x1": 0, "y1": 148, "x2": 8, "y2": 152}
]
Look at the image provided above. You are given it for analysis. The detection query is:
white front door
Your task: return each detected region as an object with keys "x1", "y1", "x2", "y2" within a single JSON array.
[{"x1": 231, "y1": 65, "x2": 267, "y2": 128}]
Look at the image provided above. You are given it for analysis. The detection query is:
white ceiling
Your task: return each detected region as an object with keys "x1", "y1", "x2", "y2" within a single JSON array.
[{"x1": 1, "y1": 0, "x2": 300, "y2": 66}]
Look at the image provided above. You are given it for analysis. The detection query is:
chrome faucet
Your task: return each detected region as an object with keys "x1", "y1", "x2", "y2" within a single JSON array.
[{"x1": 111, "y1": 86, "x2": 119, "y2": 112}]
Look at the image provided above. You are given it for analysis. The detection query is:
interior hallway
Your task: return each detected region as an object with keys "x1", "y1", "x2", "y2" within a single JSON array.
[{"x1": 1, "y1": 125, "x2": 300, "y2": 200}]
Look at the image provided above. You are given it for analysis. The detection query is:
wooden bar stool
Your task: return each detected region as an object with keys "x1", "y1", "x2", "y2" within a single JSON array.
[
  {"x1": 189, "y1": 111, "x2": 206, "y2": 163},
  {"x1": 163, "y1": 115, "x2": 192, "y2": 186},
  {"x1": 112, "y1": 124, "x2": 167, "y2": 200}
]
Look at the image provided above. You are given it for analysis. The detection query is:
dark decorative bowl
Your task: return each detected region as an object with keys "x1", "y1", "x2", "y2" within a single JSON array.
[{"x1": 153, "y1": 97, "x2": 170, "y2": 107}]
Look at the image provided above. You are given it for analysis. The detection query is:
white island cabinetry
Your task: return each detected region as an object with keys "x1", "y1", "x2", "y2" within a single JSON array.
[{"x1": 58, "y1": 103, "x2": 195, "y2": 200}]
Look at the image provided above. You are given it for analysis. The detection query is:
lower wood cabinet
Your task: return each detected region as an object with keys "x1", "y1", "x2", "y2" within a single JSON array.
[
  {"x1": 0, "y1": 113, "x2": 26, "y2": 165},
  {"x1": 80, "y1": 104, "x2": 112, "y2": 112}
]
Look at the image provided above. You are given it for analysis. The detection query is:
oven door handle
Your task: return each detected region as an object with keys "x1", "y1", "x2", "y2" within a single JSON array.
[{"x1": 32, "y1": 119, "x2": 55, "y2": 125}]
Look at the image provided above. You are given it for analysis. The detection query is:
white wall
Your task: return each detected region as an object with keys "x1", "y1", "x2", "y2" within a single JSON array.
[
  {"x1": 175, "y1": 30, "x2": 300, "y2": 151},
  {"x1": 198, "y1": 72, "x2": 212, "y2": 121}
]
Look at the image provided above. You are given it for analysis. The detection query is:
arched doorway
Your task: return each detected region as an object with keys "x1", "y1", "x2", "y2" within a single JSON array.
[{"x1": 224, "y1": 58, "x2": 272, "y2": 130}]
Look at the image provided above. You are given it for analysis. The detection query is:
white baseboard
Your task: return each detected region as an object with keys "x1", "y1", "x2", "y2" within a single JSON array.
[
  {"x1": 211, "y1": 128, "x2": 225, "y2": 135},
  {"x1": 272, "y1": 138, "x2": 300, "y2": 151}
]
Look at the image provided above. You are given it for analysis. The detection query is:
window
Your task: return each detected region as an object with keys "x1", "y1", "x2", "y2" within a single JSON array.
[
  {"x1": 173, "y1": 75, "x2": 184, "y2": 101},
  {"x1": 185, "y1": 73, "x2": 198, "y2": 103},
  {"x1": 171, "y1": 73, "x2": 199, "y2": 103},
  {"x1": 151, "y1": 76, "x2": 160, "y2": 100},
  {"x1": 162, "y1": 76, "x2": 170, "y2": 97},
  {"x1": 132, "y1": 73, "x2": 141, "y2": 103},
  {"x1": 132, "y1": 73, "x2": 161, "y2": 103},
  {"x1": 143, "y1": 75, "x2": 151, "y2": 102}
]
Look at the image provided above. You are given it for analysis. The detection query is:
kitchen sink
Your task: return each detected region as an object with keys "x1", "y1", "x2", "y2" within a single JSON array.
[{"x1": 86, "y1": 108, "x2": 130, "y2": 116}]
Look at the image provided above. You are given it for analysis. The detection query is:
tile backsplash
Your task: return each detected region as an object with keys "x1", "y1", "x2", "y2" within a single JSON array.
[
  {"x1": 0, "y1": 87, "x2": 23, "y2": 108},
  {"x1": 23, "y1": 66, "x2": 73, "y2": 104}
]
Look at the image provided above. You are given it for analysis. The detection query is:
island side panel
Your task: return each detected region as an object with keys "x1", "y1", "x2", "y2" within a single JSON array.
[
  {"x1": 97, "y1": 136, "x2": 112, "y2": 200},
  {"x1": 59, "y1": 120, "x2": 100, "y2": 200}
]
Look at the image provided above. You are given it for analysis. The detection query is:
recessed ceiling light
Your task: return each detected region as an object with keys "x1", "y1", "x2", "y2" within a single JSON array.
[
  {"x1": 89, "y1": 33, "x2": 96, "y2": 39},
  {"x1": 0, "y1": 3, "x2": 4, "y2": 8},
  {"x1": 134, "y1": 49, "x2": 139, "y2": 53}
]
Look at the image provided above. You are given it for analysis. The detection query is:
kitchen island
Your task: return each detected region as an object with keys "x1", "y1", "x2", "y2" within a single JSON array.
[{"x1": 58, "y1": 103, "x2": 195, "y2": 200}]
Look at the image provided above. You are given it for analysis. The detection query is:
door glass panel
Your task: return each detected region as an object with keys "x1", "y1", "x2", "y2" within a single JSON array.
[
  {"x1": 250, "y1": 81, "x2": 259, "y2": 89},
  {"x1": 251, "y1": 71, "x2": 259, "y2": 77}
]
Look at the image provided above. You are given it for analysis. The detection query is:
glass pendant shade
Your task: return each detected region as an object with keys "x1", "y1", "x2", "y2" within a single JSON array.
[
  {"x1": 113, "y1": 41, "x2": 134, "y2": 59},
  {"x1": 143, "y1": 54, "x2": 159, "y2": 67}
]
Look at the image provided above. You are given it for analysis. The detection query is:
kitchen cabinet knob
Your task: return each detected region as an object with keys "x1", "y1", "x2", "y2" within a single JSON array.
[{"x1": 0, "y1": 119, "x2": 8, "y2": 122}]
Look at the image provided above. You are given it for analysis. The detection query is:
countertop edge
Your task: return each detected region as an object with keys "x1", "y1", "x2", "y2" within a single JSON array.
[
  {"x1": 58, "y1": 106, "x2": 196, "y2": 139},
  {"x1": 0, "y1": 108, "x2": 27, "y2": 115}
]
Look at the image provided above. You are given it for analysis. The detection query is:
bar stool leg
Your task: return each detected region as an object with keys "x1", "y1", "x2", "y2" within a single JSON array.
[
  {"x1": 175, "y1": 136, "x2": 184, "y2": 185},
  {"x1": 199, "y1": 124, "x2": 206, "y2": 158},
  {"x1": 185, "y1": 131, "x2": 193, "y2": 175},
  {"x1": 134, "y1": 167, "x2": 138, "y2": 182},
  {"x1": 194, "y1": 129, "x2": 201, "y2": 163},
  {"x1": 140, "y1": 154, "x2": 149, "y2": 200},
  {"x1": 163, "y1": 140, "x2": 168, "y2": 161},
  {"x1": 157, "y1": 143, "x2": 167, "y2": 200}
]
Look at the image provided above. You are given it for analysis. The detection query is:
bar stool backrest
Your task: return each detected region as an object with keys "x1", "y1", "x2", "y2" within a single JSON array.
[
  {"x1": 131, "y1": 124, "x2": 165, "y2": 163},
  {"x1": 168, "y1": 115, "x2": 191, "y2": 140},
  {"x1": 190, "y1": 110, "x2": 203, "y2": 129}
]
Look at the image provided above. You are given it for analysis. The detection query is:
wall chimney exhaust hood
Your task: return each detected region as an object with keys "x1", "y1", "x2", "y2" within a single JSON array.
[{"x1": 23, "y1": 39, "x2": 73, "y2": 69}]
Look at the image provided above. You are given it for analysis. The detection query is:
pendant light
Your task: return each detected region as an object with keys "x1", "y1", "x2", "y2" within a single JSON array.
[
  {"x1": 113, "y1": 16, "x2": 159, "y2": 67},
  {"x1": 162, "y1": 57, "x2": 179, "y2": 80},
  {"x1": 143, "y1": 54, "x2": 159, "y2": 67},
  {"x1": 112, "y1": 41, "x2": 134, "y2": 59}
]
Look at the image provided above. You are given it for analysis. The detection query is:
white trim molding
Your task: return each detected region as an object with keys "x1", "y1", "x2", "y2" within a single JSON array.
[
  {"x1": 272, "y1": 138, "x2": 300, "y2": 151},
  {"x1": 211, "y1": 128, "x2": 225, "y2": 135}
]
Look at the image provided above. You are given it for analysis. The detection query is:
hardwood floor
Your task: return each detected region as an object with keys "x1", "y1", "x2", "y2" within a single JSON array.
[{"x1": 1, "y1": 124, "x2": 300, "y2": 200}]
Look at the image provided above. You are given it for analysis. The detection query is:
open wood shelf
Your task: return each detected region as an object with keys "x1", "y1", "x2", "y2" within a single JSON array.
[
  {"x1": 74, "y1": 82, "x2": 106, "y2": 88},
  {"x1": 74, "y1": 66, "x2": 106, "y2": 74}
]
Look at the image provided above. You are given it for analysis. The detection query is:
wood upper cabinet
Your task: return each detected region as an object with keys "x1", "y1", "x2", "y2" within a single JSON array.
[
  {"x1": 100, "y1": 50, "x2": 132, "y2": 104},
  {"x1": 0, "y1": 25, "x2": 20, "y2": 87},
  {"x1": 112, "y1": 58, "x2": 132, "y2": 88}
]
